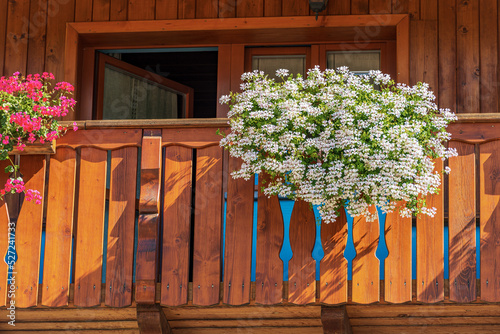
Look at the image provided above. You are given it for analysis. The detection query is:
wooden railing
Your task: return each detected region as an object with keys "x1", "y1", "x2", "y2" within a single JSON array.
[{"x1": 0, "y1": 118, "x2": 499, "y2": 308}]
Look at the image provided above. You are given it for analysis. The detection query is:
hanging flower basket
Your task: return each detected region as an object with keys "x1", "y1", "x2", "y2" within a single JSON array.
[{"x1": 219, "y1": 67, "x2": 457, "y2": 224}]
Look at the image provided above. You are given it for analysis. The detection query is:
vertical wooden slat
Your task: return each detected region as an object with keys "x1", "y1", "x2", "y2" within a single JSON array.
[
  {"x1": 156, "y1": 0, "x2": 177, "y2": 19},
  {"x1": 13, "y1": 155, "x2": 45, "y2": 308},
  {"x1": 75, "y1": 0, "x2": 93, "y2": 21},
  {"x1": 0, "y1": 0, "x2": 8, "y2": 75},
  {"x1": 480, "y1": 140, "x2": 500, "y2": 302},
  {"x1": 408, "y1": 0, "x2": 419, "y2": 19},
  {"x1": 128, "y1": 0, "x2": 155, "y2": 20},
  {"x1": 352, "y1": 206, "x2": 379, "y2": 304},
  {"x1": 178, "y1": 0, "x2": 196, "y2": 19},
  {"x1": 93, "y1": 0, "x2": 111, "y2": 21},
  {"x1": 161, "y1": 146, "x2": 192, "y2": 306},
  {"x1": 74, "y1": 148, "x2": 107, "y2": 307},
  {"x1": 136, "y1": 133, "x2": 162, "y2": 304},
  {"x1": 384, "y1": 204, "x2": 412, "y2": 303},
  {"x1": 45, "y1": 0, "x2": 75, "y2": 80},
  {"x1": 457, "y1": 0, "x2": 480, "y2": 113},
  {"x1": 417, "y1": 159, "x2": 444, "y2": 303},
  {"x1": 319, "y1": 208, "x2": 348, "y2": 305},
  {"x1": 479, "y1": 0, "x2": 498, "y2": 114},
  {"x1": 26, "y1": 0, "x2": 48, "y2": 75},
  {"x1": 236, "y1": 0, "x2": 263, "y2": 17},
  {"x1": 396, "y1": 15, "x2": 410, "y2": 85},
  {"x1": 438, "y1": 0, "x2": 457, "y2": 112},
  {"x1": 255, "y1": 174, "x2": 283, "y2": 305},
  {"x1": 219, "y1": 0, "x2": 236, "y2": 18},
  {"x1": 281, "y1": 0, "x2": 309, "y2": 15},
  {"x1": 392, "y1": 0, "x2": 409, "y2": 14},
  {"x1": 105, "y1": 147, "x2": 138, "y2": 307},
  {"x1": 110, "y1": 0, "x2": 128, "y2": 20},
  {"x1": 217, "y1": 45, "x2": 232, "y2": 118},
  {"x1": 449, "y1": 141, "x2": 476, "y2": 303},
  {"x1": 41, "y1": 148, "x2": 76, "y2": 307},
  {"x1": 370, "y1": 0, "x2": 392, "y2": 14},
  {"x1": 192, "y1": 145, "x2": 223, "y2": 306},
  {"x1": 410, "y1": 20, "x2": 438, "y2": 95},
  {"x1": 288, "y1": 200, "x2": 316, "y2": 305},
  {"x1": 327, "y1": 0, "x2": 350, "y2": 14},
  {"x1": 351, "y1": 0, "x2": 369, "y2": 14},
  {"x1": 420, "y1": 0, "x2": 437, "y2": 20},
  {"x1": 223, "y1": 157, "x2": 254, "y2": 305},
  {"x1": 4, "y1": 0, "x2": 30, "y2": 75},
  {"x1": 196, "y1": 0, "x2": 218, "y2": 18},
  {"x1": 264, "y1": 0, "x2": 281, "y2": 16},
  {"x1": 0, "y1": 160, "x2": 11, "y2": 306}
]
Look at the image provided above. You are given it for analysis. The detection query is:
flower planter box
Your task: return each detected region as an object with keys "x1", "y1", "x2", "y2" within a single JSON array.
[{"x1": 8, "y1": 140, "x2": 56, "y2": 155}]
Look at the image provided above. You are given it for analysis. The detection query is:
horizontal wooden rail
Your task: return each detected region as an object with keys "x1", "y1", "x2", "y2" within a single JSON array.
[{"x1": 0, "y1": 121, "x2": 498, "y2": 309}]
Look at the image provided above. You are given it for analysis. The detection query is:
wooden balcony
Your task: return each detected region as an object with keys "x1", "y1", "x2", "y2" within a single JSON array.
[{"x1": 0, "y1": 118, "x2": 499, "y2": 333}]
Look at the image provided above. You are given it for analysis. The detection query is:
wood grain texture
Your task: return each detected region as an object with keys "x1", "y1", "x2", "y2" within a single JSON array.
[
  {"x1": 217, "y1": 45, "x2": 231, "y2": 118},
  {"x1": 105, "y1": 147, "x2": 138, "y2": 307},
  {"x1": 457, "y1": 0, "x2": 480, "y2": 113},
  {"x1": 13, "y1": 155, "x2": 45, "y2": 308},
  {"x1": 162, "y1": 146, "x2": 192, "y2": 306},
  {"x1": 162, "y1": 128, "x2": 222, "y2": 148},
  {"x1": 370, "y1": 0, "x2": 392, "y2": 14},
  {"x1": 93, "y1": 0, "x2": 111, "y2": 21},
  {"x1": 196, "y1": 0, "x2": 218, "y2": 18},
  {"x1": 4, "y1": 0, "x2": 29, "y2": 75},
  {"x1": 438, "y1": 0, "x2": 457, "y2": 112},
  {"x1": 74, "y1": 148, "x2": 107, "y2": 307},
  {"x1": 321, "y1": 306, "x2": 352, "y2": 334},
  {"x1": 192, "y1": 145, "x2": 223, "y2": 306},
  {"x1": 223, "y1": 157, "x2": 254, "y2": 305},
  {"x1": 479, "y1": 0, "x2": 498, "y2": 114},
  {"x1": 448, "y1": 141, "x2": 476, "y2": 303},
  {"x1": 237, "y1": 0, "x2": 263, "y2": 17},
  {"x1": 352, "y1": 206, "x2": 379, "y2": 304},
  {"x1": 410, "y1": 20, "x2": 438, "y2": 96},
  {"x1": 255, "y1": 174, "x2": 284, "y2": 305},
  {"x1": 281, "y1": 0, "x2": 309, "y2": 16},
  {"x1": 319, "y1": 208, "x2": 348, "y2": 305},
  {"x1": 178, "y1": 0, "x2": 196, "y2": 19},
  {"x1": 27, "y1": 0, "x2": 48, "y2": 75},
  {"x1": 479, "y1": 140, "x2": 500, "y2": 302},
  {"x1": 408, "y1": 0, "x2": 419, "y2": 19},
  {"x1": 128, "y1": 0, "x2": 155, "y2": 20},
  {"x1": 416, "y1": 159, "x2": 444, "y2": 303},
  {"x1": 41, "y1": 148, "x2": 77, "y2": 307},
  {"x1": 392, "y1": 0, "x2": 408, "y2": 14},
  {"x1": 0, "y1": 160, "x2": 10, "y2": 306},
  {"x1": 75, "y1": 0, "x2": 93, "y2": 21},
  {"x1": 384, "y1": 204, "x2": 412, "y2": 303},
  {"x1": 57, "y1": 129, "x2": 142, "y2": 149},
  {"x1": 420, "y1": 0, "x2": 437, "y2": 20},
  {"x1": 0, "y1": 0, "x2": 8, "y2": 75},
  {"x1": 351, "y1": 0, "x2": 369, "y2": 14},
  {"x1": 218, "y1": 0, "x2": 236, "y2": 18},
  {"x1": 136, "y1": 135, "x2": 162, "y2": 303},
  {"x1": 156, "y1": 0, "x2": 177, "y2": 19},
  {"x1": 288, "y1": 200, "x2": 316, "y2": 305},
  {"x1": 44, "y1": 0, "x2": 74, "y2": 80},
  {"x1": 264, "y1": 0, "x2": 281, "y2": 16},
  {"x1": 110, "y1": 0, "x2": 128, "y2": 20}
]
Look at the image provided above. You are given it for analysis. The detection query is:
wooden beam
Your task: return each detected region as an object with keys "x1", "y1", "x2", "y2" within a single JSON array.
[
  {"x1": 137, "y1": 304, "x2": 172, "y2": 334},
  {"x1": 321, "y1": 306, "x2": 352, "y2": 334}
]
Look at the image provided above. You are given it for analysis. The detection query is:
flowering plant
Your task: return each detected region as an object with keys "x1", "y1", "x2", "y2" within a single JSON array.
[
  {"x1": 0, "y1": 72, "x2": 77, "y2": 203},
  {"x1": 219, "y1": 67, "x2": 457, "y2": 223}
]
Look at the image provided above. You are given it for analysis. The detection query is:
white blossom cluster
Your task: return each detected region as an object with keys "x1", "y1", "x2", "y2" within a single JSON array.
[{"x1": 219, "y1": 66, "x2": 457, "y2": 224}]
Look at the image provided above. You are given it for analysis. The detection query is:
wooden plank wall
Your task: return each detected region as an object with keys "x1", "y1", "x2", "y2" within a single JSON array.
[{"x1": 0, "y1": 0, "x2": 497, "y2": 115}]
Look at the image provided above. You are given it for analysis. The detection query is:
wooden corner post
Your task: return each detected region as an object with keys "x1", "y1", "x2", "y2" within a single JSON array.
[{"x1": 321, "y1": 306, "x2": 352, "y2": 334}]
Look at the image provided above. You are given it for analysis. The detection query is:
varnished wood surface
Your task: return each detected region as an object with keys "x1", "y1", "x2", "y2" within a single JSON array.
[
  {"x1": 223, "y1": 157, "x2": 254, "y2": 305},
  {"x1": 416, "y1": 159, "x2": 444, "y2": 303},
  {"x1": 255, "y1": 174, "x2": 284, "y2": 305},
  {"x1": 41, "y1": 148, "x2": 77, "y2": 307},
  {"x1": 73, "y1": 148, "x2": 107, "y2": 307},
  {"x1": 105, "y1": 147, "x2": 138, "y2": 307},
  {"x1": 0, "y1": 160, "x2": 10, "y2": 307},
  {"x1": 162, "y1": 146, "x2": 192, "y2": 306},
  {"x1": 479, "y1": 140, "x2": 500, "y2": 302},
  {"x1": 320, "y1": 208, "x2": 348, "y2": 304},
  {"x1": 192, "y1": 146, "x2": 223, "y2": 306},
  {"x1": 448, "y1": 142, "x2": 476, "y2": 302},
  {"x1": 288, "y1": 200, "x2": 316, "y2": 305}
]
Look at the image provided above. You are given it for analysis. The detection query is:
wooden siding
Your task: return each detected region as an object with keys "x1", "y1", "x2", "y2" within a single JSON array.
[{"x1": 0, "y1": 0, "x2": 497, "y2": 115}]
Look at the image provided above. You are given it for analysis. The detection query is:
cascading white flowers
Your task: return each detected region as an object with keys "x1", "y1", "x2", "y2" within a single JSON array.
[{"x1": 219, "y1": 66, "x2": 457, "y2": 223}]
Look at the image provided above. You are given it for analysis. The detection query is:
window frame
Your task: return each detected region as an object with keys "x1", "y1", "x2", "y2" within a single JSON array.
[{"x1": 65, "y1": 15, "x2": 409, "y2": 120}]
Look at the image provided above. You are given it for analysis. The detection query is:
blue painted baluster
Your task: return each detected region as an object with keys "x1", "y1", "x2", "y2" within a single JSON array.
[
  {"x1": 343, "y1": 207, "x2": 356, "y2": 280},
  {"x1": 312, "y1": 205, "x2": 325, "y2": 280},
  {"x1": 375, "y1": 206, "x2": 389, "y2": 280}
]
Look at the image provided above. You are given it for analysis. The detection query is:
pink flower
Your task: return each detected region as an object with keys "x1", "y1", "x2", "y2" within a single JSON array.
[{"x1": 73, "y1": 122, "x2": 78, "y2": 131}]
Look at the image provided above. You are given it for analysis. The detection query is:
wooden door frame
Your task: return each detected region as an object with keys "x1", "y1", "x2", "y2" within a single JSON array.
[{"x1": 65, "y1": 15, "x2": 409, "y2": 120}]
